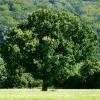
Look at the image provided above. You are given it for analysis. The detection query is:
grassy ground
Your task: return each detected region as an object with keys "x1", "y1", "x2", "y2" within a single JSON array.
[{"x1": 0, "y1": 89, "x2": 100, "y2": 100}]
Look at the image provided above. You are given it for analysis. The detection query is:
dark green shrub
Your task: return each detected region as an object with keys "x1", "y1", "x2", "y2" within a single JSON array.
[
  {"x1": 20, "y1": 73, "x2": 42, "y2": 88},
  {"x1": 80, "y1": 60, "x2": 100, "y2": 88},
  {"x1": 0, "y1": 57, "x2": 7, "y2": 88}
]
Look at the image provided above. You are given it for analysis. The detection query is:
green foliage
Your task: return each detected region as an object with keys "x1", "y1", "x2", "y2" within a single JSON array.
[
  {"x1": 53, "y1": 62, "x2": 82, "y2": 88},
  {"x1": 31, "y1": 0, "x2": 100, "y2": 56},
  {"x1": 1, "y1": 9, "x2": 97, "y2": 90},
  {"x1": 54, "y1": 60, "x2": 100, "y2": 89},
  {"x1": 0, "y1": 57, "x2": 7, "y2": 88},
  {"x1": 80, "y1": 60, "x2": 100, "y2": 88},
  {"x1": 0, "y1": 0, "x2": 33, "y2": 41},
  {"x1": 0, "y1": 0, "x2": 100, "y2": 53},
  {"x1": 20, "y1": 73, "x2": 42, "y2": 88}
]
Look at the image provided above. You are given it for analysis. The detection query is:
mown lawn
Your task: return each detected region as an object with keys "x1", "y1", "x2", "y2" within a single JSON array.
[{"x1": 0, "y1": 89, "x2": 100, "y2": 100}]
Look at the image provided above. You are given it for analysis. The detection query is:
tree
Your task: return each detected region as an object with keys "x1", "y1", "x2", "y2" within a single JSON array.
[{"x1": 1, "y1": 9, "x2": 97, "y2": 91}]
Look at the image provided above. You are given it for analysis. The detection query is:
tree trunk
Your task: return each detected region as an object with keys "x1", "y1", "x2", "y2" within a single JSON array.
[{"x1": 42, "y1": 79, "x2": 48, "y2": 91}]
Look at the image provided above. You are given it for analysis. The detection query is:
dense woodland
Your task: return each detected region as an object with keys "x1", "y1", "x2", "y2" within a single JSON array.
[{"x1": 0, "y1": 0, "x2": 100, "y2": 90}]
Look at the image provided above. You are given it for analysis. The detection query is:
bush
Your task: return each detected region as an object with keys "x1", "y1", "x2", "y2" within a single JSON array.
[
  {"x1": 0, "y1": 57, "x2": 7, "y2": 88},
  {"x1": 80, "y1": 60, "x2": 100, "y2": 88},
  {"x1": 20, "y1": 73, "x2": 42, "y2": 88},
  {"x1": 54, "y1": 60, "x2": 100, "y2": 89},
  {"x1": 53, "y1": 63, "x2": 84, "y2": 89}
]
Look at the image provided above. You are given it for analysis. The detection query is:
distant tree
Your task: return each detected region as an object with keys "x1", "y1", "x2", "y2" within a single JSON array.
[
  {"x1": 1, "y1": 9, "x2": 97, "y2": 91},
  {"x1": 0, "y1": 0, "x2": 33, "y2": 42}
]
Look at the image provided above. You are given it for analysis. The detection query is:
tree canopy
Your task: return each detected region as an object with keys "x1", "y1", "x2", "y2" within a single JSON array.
[
  {"x1": 0, "y1": 0, "x2": 100, "y2": 54},
  {"x1": 1, "y1": 9, "x2": 97, "y2": 91}
]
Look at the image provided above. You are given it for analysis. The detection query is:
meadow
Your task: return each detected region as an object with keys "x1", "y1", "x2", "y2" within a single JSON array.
[{"x1": 0, "y1": 89, "x2": 100, "y2": 100}]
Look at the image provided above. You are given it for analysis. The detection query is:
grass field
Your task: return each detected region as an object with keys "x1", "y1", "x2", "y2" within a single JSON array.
[{"x1": 0, "y1": 89, "x2": 100, "y2": 100}]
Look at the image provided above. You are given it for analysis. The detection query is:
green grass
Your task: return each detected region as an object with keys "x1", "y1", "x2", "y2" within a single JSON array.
[{"x1": 0, "y1": 89, "x2": 100, "y2": 100}]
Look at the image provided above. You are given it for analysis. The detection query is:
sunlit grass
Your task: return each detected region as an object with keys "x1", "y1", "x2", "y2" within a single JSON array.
[{"x1": 0, "y1": 89, "x2": 100, "y2": 100}]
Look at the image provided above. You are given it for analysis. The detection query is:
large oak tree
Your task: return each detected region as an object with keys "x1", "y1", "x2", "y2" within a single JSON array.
[{"x1": 1, "y1": 9, "x2": 97, "y2": 91}]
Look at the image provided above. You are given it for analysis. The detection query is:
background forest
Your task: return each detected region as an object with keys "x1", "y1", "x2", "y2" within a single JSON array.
[{"x1": 0, "y1": 0, "x2": 100, "y2": 89}]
